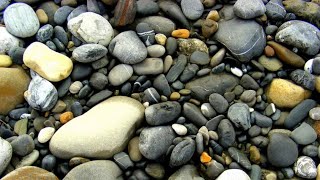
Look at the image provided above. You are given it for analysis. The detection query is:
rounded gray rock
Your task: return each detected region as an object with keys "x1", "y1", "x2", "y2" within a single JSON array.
[
  {"x1": 169, "y1": 139, "x2": 195, "y2": 167},
  {"x1": 209, "y1": 93, "x2": 229, "y2": 114},
  {"x1": 36, "y1": 24, "x2": 54, "y2": 43},
  {"x1": 133, "y1": 58, "x2": 164, "y2": 75},
  {"x1": 4, "y1": 3, "x2": 40, "y2": 38},
  {"x1": 10, "y1": 134, "x2": 35, "y2": 156},
  {"x1": 145, "y1": 101, "x2": 181, "y2": 126},
  {"x1": 233, "y1": 0, "x2": 266, "y2": 19},
  {"x1": 0, "y1": 138, "x2": 12, "y2": 175},
  {"x1": 181, "y1": 0, "x2": 204, "y2": 20},
  {"x1": 290, "y1": 122, "x2": 317, "y2": 145},
  {"x1": 227, "y1": 103, "x2": 251, "y2": 130},
  {"x1": 218, "y1": 119, "x2": 236, "y2": 148},
  {"x1": 108, "y1": 64, "x2": 133, "y2": 86},
  {"x1": 109, "y1": 31, "x2": 147, "y2": 64},
  {"x1": 72, "y1": 44, "x2": 108, "y2": 63}
]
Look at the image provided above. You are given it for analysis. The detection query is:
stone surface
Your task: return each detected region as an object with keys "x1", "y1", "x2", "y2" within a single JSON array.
[
  {"x1": 258, "y1": 55, "x2": 283, "y2": 71},
  {"x1": 4, "y1": 3, "x2": 40, "y2": 38},
  {"x1": 267, "y1": 133, "x2": 298, "y2": 167},
  {"x1": 137, "y1": 16, "x2": 176, "y2": 36},
  {"x1": 25, "y1": 75, "x2": 58, "y2": 112},
  {"x1": 50, "y1": 96, "x2": 145, "y2": 159},
  {"x1": 177, "y1": 38, "x2": 208, "y2": 56},
  {"x1": 185, "y1": 73, "x2": 239, "y2": 101},
  {"x1": 276, "y1": 20, "x2": 320, "y2": 55},
  {"x1": 181, "y1": 0, "x2": 204, "y2": 20},
  {"x1": 228, "y1": 147, "x2": 252, "y2": 170},
  {"x1": 214, "y1": 18, "x2": 266, "y2": 62},
  {"x1": 68, "y1": 12, "x2": 113, "y2": 46},
  {"x1": 290, "y1": 69, "x2": 315, "y2": 91},
  {"x1": 139, "y1": 126, "x2": 175, "y2": 160},
  {"x1": 159, "y1": 1, "x2": 189, "y2": 28},
  {"x1": 227, "y1": 103, "x2": 251, "y2": 130},
  {"x1": 218, "y1": 119, "x2": 236, "y2": 148},
  {"x1": 108, "y1": 64, "x2": 133, "y2": 86},
  {"x1": 0, "y1": 66, "x2": 30, "y2": 115},
  {"x1": 0, "y1": 0, "x2": 10, "y2": 11},
  {"x1": 169, "y1": 139, "x2": 195, "y2": 167},
  {"x1": 133, "y1": 58, "x2": 163, "y2": 75},
  {"x1": 11, "y1": 134, "x2": 35, "y2": 156},
  {"x1": 24, "y1": 42, "x2": 73, "y2": 82},
  {"x1": 72, "y1": 44, "x2": 108, "y2": 63},
  {"x1": 294, "y1": 156, "x2": 317, "y2": 179},
  {"x1": 0, "y1": 27, "x2": 23, "y2": 54},
  {"x1": 183, "y1": 102, "x2": 208, "y2": 127},
  {"x1": 145, "y1": 101, "x2": 181, "y2": 126},
  {"x1": 291, "y1": 122, "x2": 317, "y2": 145},
  {"x1": 266, "y1": 0, "x2": 286, "y2": 20},
  {"x1": 136, "y1": 0, "x2": 159, "y2": 15},
  {"x1": 216, "y1": 169, "x2": 250, "y2": 180},
  {"x1": 233, "y1": 0, "x2": 266, "y2": 19},
  {"x1": 109, "y1": 31, "x2": 147, "y2": 64},
  {"x1": 168, "y1": 164, "x2": 204, "y2": 180},
  {"x1": 1, "y1": 166, "x2": 58, "y2": 180},
  {"x1": 0, "y1": 138, "x2": 12, "y2": 175},
  {"x1": 266, "y1": 78, "x2": 311, "y2": 109},
  {"x1": 113, "y1": 0, "x2": 136, "y2": 27},
  {"x1": 63, "y1": 160, "x2": 123, "y2": 180}
]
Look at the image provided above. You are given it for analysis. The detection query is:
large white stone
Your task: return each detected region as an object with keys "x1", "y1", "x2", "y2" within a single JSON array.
[
  {"x1": 67, "y1": 12, "x2": 113, "y2": 46},
  {"x1": 0, "y1": 27, "x2": 23, "y2": 54},
  {"x1": 216, "y1": 169, "x2": 250, "y2": 180},
  {"x1": 49, "y1": 96, "x2": 145, "y2": 159},
  {"x1": 0, "y1": 137, "x2": 12, "y2": 175}
]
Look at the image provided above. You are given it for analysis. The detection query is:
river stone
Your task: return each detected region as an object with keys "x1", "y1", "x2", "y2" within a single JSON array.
[
  {"x1": 290, "y1": 69, "x2": 315, "y2": 91},
  {"x1": 233, "y1": 0, "x2": 266, "y2": 19},
  {"x1": 23, "y1": 42, "x2": 73, "y2": 82},
  {"x1": 0, "y1": 27, "x2": 23, "y2": 54},
  {"x1": 228, "y1": 103, "x2": 251, "y2": 130},
  {"x1": 168, "y1": 164, "x2": 204, "y2": 180},
  {"x1": 24, "y1": 75, "x2": 58, "y2": 112},
  {"x1": 109, "y1": 31, "x2": 147, "y2": 64},
  {"x1": 0, "y1": 137, "x2": 12, "y2": 175},
  {"x1": 0, "y1": 66, "x2": 30, "y2": 115},
  {"x1": 185, "y1": 73, "x2": 239, "y2": 101},
  {"x1": 137, "y1": 16, "x2": 176, "y2": 36},
  {"x1": 63, "y1": 160, "x2": 123, "y2": 180},
  {"x1": 177, "y1": 38, "x2": 208, "y2": 56},
  {"x1": 218, "y1": 119, "x2": 236, "y2": 148},
  {"x1": 266, "y1": 0, "x2": 286, "y2": 20},
  {"x1": 136, "y1": 0, "x2": 159, "y2": 15},
  {"x1": 214, "y1": 18, "x2": 266, "y2": 62},
  {"x1": 139, "y1": 126, "x2": 176, "y2": 160},
  {"x1": 145, "y1": 101, "x2": 181, "y2": 126},
  {"x1": 0, "y1": 0, "x2": 10, "y2": 11},
  {"x1": 4, "y1": 3, "x2": 40, "y2": 38},
  {"x1": 293, "y1": 156, "x2": 317, "y2": 179},
  {"x1": 108, "y1": 64, "x2": 133, "y2": 86},
  {"x1": 72, "y1": 44, "x2": 108, "y2": 63},
  {"x1": 216, "y1": 169, "x2": 250, "y2": 180},
  {"x1": 290, "y1": 122, "x2": 317, "y2": 145},
  {"x1": 267, "y1": 133, "x2": 298, "y2": 167},
  {"x1": 169, "y1": 139, "x2": 196, "y2": 167},
  {"x1": 1, "y1": 166, "x2": 58, "y2": 180},
  {"x1": 159, "y1": 1, "x2": 189, "y2": 28},
  {"x1": 181, "y1": 0, "x2": 204, "y2": 20},
  {"x1": 50, "y1": 96, "x2": 145, "y2": 159},
  {"x1": 228, "y1": 147, "x2": 252, "y2": 170},
  {"x1": 275, "y1": 20, "x2": 320, "y2": 55},
  {"x1": 133, "y1": 58, "x2": 164, "y2": 75},
  {"x1": 67, "y1": 12, "x2": 113, "y2": 46}
]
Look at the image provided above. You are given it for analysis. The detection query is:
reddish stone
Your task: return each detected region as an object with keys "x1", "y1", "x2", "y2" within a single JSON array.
[{"x1": 114, "y1": 0, "x2": 137, "y2": 26}]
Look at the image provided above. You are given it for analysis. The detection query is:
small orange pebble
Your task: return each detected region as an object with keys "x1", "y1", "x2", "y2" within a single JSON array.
[
  {"x1": 171, "y1": 29, "x2": 190, "y2": 38},
  {"x1": 60, "y1": 111, "x2": 74, "y2": 124},
  {"x1": 200, "y1": 152, "x2": 212, "y2": 163},
  {"x1": 264, "y1": 45, "x2": 275, "y2": 57}
]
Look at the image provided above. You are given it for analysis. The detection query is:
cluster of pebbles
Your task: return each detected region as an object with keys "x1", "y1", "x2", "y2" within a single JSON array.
[{"x1": 1, "y1": 0, "x2": 320, "y2": 179}]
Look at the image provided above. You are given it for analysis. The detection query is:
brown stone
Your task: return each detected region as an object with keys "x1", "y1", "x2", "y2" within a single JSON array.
[
  {"x1": 316, "y1": 76, "x2": 320, "y2": 93},
  {"x1": 113, "y1": 0, "x2": 137, "y2": 27},
  {"x1": 249, "y1": 146, "x2": 261, "y2": 164},
  {"x1": 38, "y1": 1, "x2": 59, "y2": 25},
  {"x1": 0, "y1": 66, "x2": 30, "y2": 115},
  {"x1": 266, "y1": 78, "x2": 311, "y2": 109},
  {"x1": 264, "y1": 45, "x2": 275, "y2": 57},
  {"x1": 36, "y1": 9, "x2": 48, "y2": 24},
  {"x1": 267, "y1": 41, "x2": 305, "y2": 68},
  {"x1": 61, "y1": 0, "x2": 77, "y2": 6},
  {"x1": 101, "y1": 0, "x2": 118, "y2": 5},
  {"x1": 2, "y1": 166, "x2": 58, "y2": 180},
  {"x1": 202, "y1": 19, "x2": 218, "y2": 38}
]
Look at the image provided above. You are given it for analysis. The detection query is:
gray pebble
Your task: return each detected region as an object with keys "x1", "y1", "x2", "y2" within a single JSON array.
[
  {"x1": 11, "y1": 134, "x2": 35, "y2": 156},
  {"x1": 290, "y1": 122, "x2": 317, "y2": 145},
  {"x1": 227, "y1": 103, "x2": 251, "y2": 130},
  {"x1": 86, "y1": 89, "x2": 113, "y2": 107},
  {"x1": 145, "y1": 101, "x2": 181, "y2": 126},
  {"x1": 113, "y1": 152, "x2": 134, "y2": 170},
  {"x1": 36, "y1": 24, "x2": 54, "y2": 42},
  {"x1": 89, "y1": 72, "x2": 108, "y2": 90},
  {"x1": 169, "y1": 139, "x2": 195, "y2": 167},
  {"x1": 190, "y1": 51, "x2": 210, "y2": 65},
  {"x1": 73, "y1": 44, "x2": 108, "y2": 63},
  {"x1": 218, "y1": 119, "x2": 235, "y2": 148},
  {"x1": 209, "y1": 93, "x2": 229, "y2": 114},
  {"x1": 54, "y1": 6, "x2": 74, "y2": 25},
  {"x1": 183, "y1": 102, "x2": 208, "y2": 127},
  {"x1": 153, "y1": 74, "x2": 171, "y2": 97},
  {"x1": 166, "y1": 54, "x2": 188, "y2": 83}
]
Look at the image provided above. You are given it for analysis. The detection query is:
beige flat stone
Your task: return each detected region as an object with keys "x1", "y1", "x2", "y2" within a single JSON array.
[
  {"x1": 0, "y1": 55, "x2": 12, "y2": 67},
  {"x1": 23, "y1": 42, "x2": 73, "y2": 82}
]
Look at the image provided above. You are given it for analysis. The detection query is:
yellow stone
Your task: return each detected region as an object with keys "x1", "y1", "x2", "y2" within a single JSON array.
[
  {"x1": 0, "y1": 55, "x2": 12, "y2": 67},
  {"x1": 266, "y1": 78, "x2": 311, "y2": 109},
  {"x1": 155, "y1": 33, "x2": 167, "y2": 45},
  {"x1": 36, "y1": 9, "x2": 48, "y2": 24},
  {"x1": 206, "y1": 10, "x2": 220, "y2": 21},
  {"x1": 316, "y1": 76, "x2": 320, "y2": 93},
  {"x1": 23, "y1": 42, "x2": 73, "y2": 82}
]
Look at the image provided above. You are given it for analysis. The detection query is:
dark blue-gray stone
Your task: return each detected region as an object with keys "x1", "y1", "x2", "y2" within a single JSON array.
[
  {"x1": 86, "y1": 90, "x2": 113, "y2": 107},
  {"x1": 228, "y1": 147, "x2": 252, "y2": 170},
  {"x1": 10, "y1": 134, "x2": 35, "y2": 156},
  {"x1": 145, "y1": 101, "x2": 181, "y2": 126},
  {"x1": 54, "y1": 6, "x2": 74, "y2": 25},
  {"x1": 183, "y1": 102, "x2": 208, "y2": 127},
  {"x1": 290, "y1": 69, "x2": 315, "y2": 91},
  {"x1": 290, "y1": 122, "x2": 317, "y2": 145},
  {"x1": 41, "y1": 154, "x2": 56, "y2": 171},
  {"x1": 169, "y1": 139, "x2": 195, "y2": 167},
  {"x1": 136, "y1": 0, "x2": 159, "y2": 15},
  {"x1": 54, "y1": 26, "x2": 68, "y2": 46},
  {"x1": 228, "y1": 103, "x2": 251, "y2": 130},
  {"x1": 180, "y1": 64, "x2": 199, "y2": 83},
  {"x1": 166, "y1": 54, "x2": 188, "y2": 83},
  {"x1": 153, "y1": 74, "x2": 171, "y2": 97},
  {"x1": 265, "y1": 0, "x2": 286, "y2": 20},
  {"x1": 209, "y1": 93, "x2": 229, "y2": 114},
  {"x1": 36, "y1": 24, "x2": 54, "y2": 42},
  {"x1": 217, "y1": 119, "x2": 235, "y2": 148},
  {"x1": 159, "y1": 1, "x2": 189, "y2": 28}
]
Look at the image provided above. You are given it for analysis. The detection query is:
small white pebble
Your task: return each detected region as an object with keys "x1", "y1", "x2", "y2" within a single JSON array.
[
  {"x1": 249, "y1": 107, "x2": 255, "y2": 112},
  {"x1": 20, "y1": 113, "x2": 31, "y2": 119},
  {"x1": 172, "y1": 124, "x2": 188, "y2": 136},
  {"x1": 304, "y1": 59, "x2": 314, "y2": 73},
  {"x1": 69, "y1": 81, "x2": 83, "y2": 94},
  {"x1": 38, "y1": 127, "x2": 55, "y2": 143},
  {"x1": 143, "y1": 102, "x2": 149, "y2": 108},
  {"x1": 230, "y1": 67, "x2": 243, "y2": 77}
]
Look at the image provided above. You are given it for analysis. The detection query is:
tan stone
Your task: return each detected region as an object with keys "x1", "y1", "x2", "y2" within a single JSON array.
[
  {"x1": 155, "y1": 33, "x2": 167, "y2": 46},
  {"x1": 0, "y1": 55, "x2": 12, "y2": 67},
  {"x1": 316, "y1": 76, "x2": 320, "y2": 93},
  {"x1": 317, "y1": 164, "x2": 320, "y2": 180},
  {"x1": 266, "y1": 78, "x2": 311, "y2": 109},
  {"x1": 1, "y1": 166, "x2": 58, "y2": 180},
  {"x1": 0, "y1": 66, "x2": 30, "y2": 115},
  {"x1": 36, "y1": 9, "x2": 48, "y2": 24},
  {"x1": 23, "y1": 42, "x2": 73, "y2": 82}
]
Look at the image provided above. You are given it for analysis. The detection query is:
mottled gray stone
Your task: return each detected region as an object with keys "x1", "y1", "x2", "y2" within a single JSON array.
[
  {"x1": 228, "y1": 147, "x2": 252, "y2": 170},
  {"x1": 133, "y1": 58, "x2": 163, "y2": 75},
  {"x1": 228, "y1": 103, "x2": 251, "y2": 130},
  {"x1": 0, "y1": 27, "x2": 23, "y2": 54},
  {"x1": 108, "y1": 64, "x2": 133, "y2": 86},
  {"x1": 145, "y1": 101, "x2": 181, "y2": 126},
  {"x1": 234, "y1": 0, "x2": 266, "y2": 19},
  {"x1": 181, "y1": 0, "x2": 204, "y2": 20},
  {"x1": 72, "y1": 44, "x2": 108, "y2": 63},
  {"x1": 266, "y1": 0, "x2": 286, "y2": 20},
  {"x1": 0, "y1": 137, "x2": 12, "y2": 175},
  {"x1": 169, "y1": 139, "x2": 195, "y2": 167},
  {"x1": 137, "y1": 16, "x2": 176, "y2": 36}
]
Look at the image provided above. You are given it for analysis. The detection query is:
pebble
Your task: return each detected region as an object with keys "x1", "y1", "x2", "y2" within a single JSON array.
[
  {"x1": 36, "y1": 9, "x2": 48, "y2": 24},
  {"x1": 4, "y1": 3, "x2": 40, "y2": 38},
  {"x1": 128, "y1": 137, "x2": 142, "y2": 162},
  {"x1": 24, "y1": 42, "x2": 73, "y2": 82},
  {"x1": 218, "y1": 119, "x2": 236, "y2": 148},
  {"x1": 14, "y1": 118, "x2": 28, "y2": 135},
  {"x1": 290, "y1": 69, "x2": 315, "y2": 91},
  {"x1": 266, "y1": 0, "x2": 286, "y2": 20},
  {"x1": 294, "y1": 156, "x2": 317, "y2": 179},
  {"x1": 136, "y1": 0, "x2": 159, "y2": 15},
  {"x1": 1, "y1": 166, "x2": 58, "y2": 180},
  {"x1": 183, "y1": 102, "x2": 208, "y2": 127},
  {"x1": 72, "y1": 44, "x2": 108, "y2": 63},
  {"x1": 36, "y1": 24, "x2": 53, "y2": 43},
  {"x1": 208, "y1": 93, "x2": 228, "y2": 114},
  {"x1": 69, "y1": 81, "x2": 83, "y2": 94},
  {"x1": 276, "y1": 20, "x2": 320, "y2": 55},
  {"x1": 16, "y1": 150, "x2": 40, "y2": 168},
  {"x1": 0, "y1": 27, "x2": 23, "y2": 54},
  {"x1": 266, "y1": 78, "x2": 311, "y2": 109},
  {"x1": 190, "y1": 51, "x2": 210, "y2": 65},
  {"x1": 310, "y1": 107, "x2": 320, "y2": 120},
  {"x1": 153, "y1": 74, "x2": 171, "y2": 97},
  {"x1": 290, "y1": 122, "x2": 317, "y2": 145},
  {"x1": 216, "y1": 169, "x2": 250, "y2": 180},
  {"x1": 228, "y1": 147, "x2": 252, "y2": 170},
  {"x1": 228, "y1": 103, "x2": 251, "y2": 130},
  {"x1": 210, "y1": 48, "x2": 226, "y2": 67},
  {"x1": 168, "y1": 164, "x2": 203, "y2": 179},
  {"x1": 108, "y1": 64, "x2": 133, "y2": 86},
  {"x1": 41, "y1": 154, "x2": 56, "y2": 172},
  {"x1": 145, "y1": 101, "x2": 181, "y2": 126},
  {"x1": 302, "y1": 145, "x2": 318, "y2": 157},
  {"x1": 11, "y1": 134, "x2": 35, "y2": 156},
  {"x1": 178, "y1": 38, "x2": 208, "y2": 56},
  {"x1": 159, "y1": 1, "x2": 189, "y2": 28},
  {"x1": 109, "y1": 31, "x2": 147, "y2": 64},
  {"x1": 258, "y1": 55, "x2": 283, "y2": 71},
  {"x1": 201, "y1": 103, "x2": 216, "y2": 118},
  {"x1": 172, "y1": 29, "x2": 190, "y2": 39},
  {"x1": 145, "y1": 163, "x2": 165, "y2": 179},
  {"x1": 155, "y1": 33, "x2": 167, "y2": 46},
  {"x1": 89, "y1": 72, "x2": 108, "y2": 90},
  {"x1": 133, "y1": 58, "x2": 163, "y2": 75},
  {"x1": 313, "y1": 57, "x2": 320, "y2": 74},
  {"x1": 172, "y1": 124, "x2": 187, "y2": 136},
  {"x1": 139, "y1": 126, "x2": 175, "y2": 160},
  {"x1": 86, "y1": 90, "x2": 113, "y2": 107},
  {"x1": 166, "y1": 54, "x2": 187, "y2": 83},
  {"x1": 0, "y1": 137, "x2": 12, "y2": 175},
  {"x1": 233, "y1": 0, "x2": 266, "y2": 19},
  {"x1": 181, "y1": 0, "x2": 204, "y2": 20},
  {"x1": 138, "y1": 16, "x2": 176, "y2": 37},
  {"x1": 54, "y1": 6, "x2": 74, "y2": 25},
  {"x1": 166, "y1": 37, "x2": 177, "y2": 55},
  {"x1": 169, "y1": 139, "x2": 195, "y2": 167},
  {"x1": 147, "y1": 44, "x2": 165, "y2": 58},
  {"x1": 136, "y1": 22, "x2": 155, "y2": 46},
  {"x1": 267, "y1": 133, "x2": 298, "y2": 167},
  {"x1": 230, "y1": 67, "x2": 243, "y2": 77},
  {"x1": 202, "y1": 19, "x2": 219, "y2": 38},
  {"x1": 113, "y1": 152, "x2": 134, "y2": 170},
  {"x1": 50, "y1": 96, "x2": 144, "y2": 159},
  {"x1": 0, "y1": 0, "x2": 10, "y2": 11},
  {"x1": 68, "y1": 12, "x2": 113, "y2": 46},
  {"x1": 113, "y1": 0, "x2": 136, "y2": 26}
]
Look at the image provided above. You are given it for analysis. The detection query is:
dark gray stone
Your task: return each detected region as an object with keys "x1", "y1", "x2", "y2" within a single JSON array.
[
  {"x1": 9, "y1": 108, "x2": 29, "y2": 120},
  {"x1": 290, "y1": 69, "x2": 315, "y2": 91},
  {"x1": 227, "y1": 103, "x2": 251, "y2": 130},
  {"x1": 137, "y1": 16, "x2": 176, "y2": 36},
  {"x1": 213, "y1": 18, "x2": 266, "y2": 62},
  {"x1": 136, "y1": 22, "x2": 155, "y2": 46},
  {"x1": 139, "y1": 126, "x2": 176, "y2": 160},
  {"x1": 8, "y1": 47, "x2": 25, "y2": 65},
  {"x1": 71, "y1": 101, "x2": 83, "y2": 117},
  {"x1": 169, "y1": 139, "x2": 195, "y2": 167},
  {"x1": 251, "y1": 136, "x2": 269, "y2": 148},
  {"x1": 217, "y1": 119, "x2": 235, "y2": 148},
  {"x1": 284, "y1": 99, "x2": 317, "y2": 129},
  {"x1": 58, "y1": 77, "x2": 71, "y2": 98},
  {"x1": 113, "y1": 152, "x2": 134, "y2": 170},
  {"x1": 312, "y1": 57, "x2": 320, "y2": 75},
  {"x1": 73, "y1": 44, "x2": 108, "y2": 63},
  {"x1": 205, "y1": 160, "x2": 224, "y2": 179},
  {"x1": 265, "y1": 0, "x2": 286, "y2": 20},
  {"x1": 78, "y1": 85, "x2": 92, "y2": 99},
  {"x1": 136, "y1": 0, "x2": 159, "y2": 15},
  {"x1": 41, "y1": 154, "x2": 56, "y2": 171},
  {"x1": 145, "y1": 101, "x2": 181, "y2": 126},
  {"x1": 228, "y1": 147, "x2": 252, "y2": 170},
  {"x1": 190, "y1": 51, "x2": 210, "y2": 65},
  {"x1": 54, "y1": 26, "x2": 68, "y2": 46},
  {"x1": 233, "y1": 0, "x2": 266, "y2": 19},
  {"x1": 302, "y1": 145, "x2": 318, "y2": 157},
  {"x1": 252, "y1": 111, "x2": 273, "y2": 128},
  {"x1": 36, "y1": 24, "x2": 54, "y2": 42},
  {"x1": 166, "y1": 54, "x2": 188, "y2": 83},
  {"x1": 0, "y1": 0, "x2": 10, "y2": 11},
  {"x1": 86, "y1": 90, "x2": 113, "y2": 107},
  {"x1": 180, "y1": 64, "x2": 199, "y2": 83},
  {"x1": 196, "y1": 133, "x2": 204, "y2": 154},
  {"x1": 67, "y1": 5, "x2": 87, "y2": 21},
  {"x1": 89, "y1": 72, "x2": 108, "y2": 90},
  {"x1": 290, "y1": 122, "x2": 317, "y2": 145},
  {"x1": 11, "y1": 134, "x2": 35, "y2": 156},
  {"x1": 159, "y1": 1, "x2": 189, "y2": 28},
  {"x1": 250, "y1": 164, "x2": 262, "y2": 180},
  {"x1": 87, "y1": 0, "x2": 100, "y2": 14},
  {"x1": 185, "y1": 73, "x2": 239, "y2": 101},
  {"x1": 209, "y1": 93, "x2": 229, "y2": 114},
  {"x1": 183, "y1": 102, "x2": 208, "y2": 127},
  {"x1": 153, "y1": 74, "x2": 171, "y2": 97},
  {"x1": 54, "y1": 6, "x2": 74, "y2": 25},
  {"x1": 206, "y1": 115, "x2": 224, "y2": 131},
  {"x1": 240, "y1": 74, "x2": 260, "y2": 90},
  {"x1": 248, "y1": 125, "x2": 261, "y2": 137},
  {"x1": 143, "y1": 87, "x2": 160, "y2": 104},
  {"x1": 181, "y1": 0, "x2": 204, "y2": 20},
  {"x1": 267, "y1": 133, "x2": 298, "y2": 167},
  {"x1": 71, "y1": 64, "x2": 93, "y2": 80},
  {"x1": 166, "y1": 37, "x2": 178, "y2": 55}
]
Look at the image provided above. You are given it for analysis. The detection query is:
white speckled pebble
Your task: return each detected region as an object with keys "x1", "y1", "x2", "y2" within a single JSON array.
[
  {"x1": 38, "y1": 127, "x2": 55, "y2": 143},
  {"x1": 172, "y1": 124, "x2": 188, "y2": 136},
  {"x1": 231, "y1": 67, "x2": 243, "y2": 77}
]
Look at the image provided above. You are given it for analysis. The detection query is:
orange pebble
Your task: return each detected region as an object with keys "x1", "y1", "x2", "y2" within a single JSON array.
[
  {"x1": 60, "y1": 111, "x2": 74, "y2": 124},
  {"x1": 200, "y1": 152, "x2": 212, "y2": 163},
  {"x1": 264, "y1": 45, "x2": 275, "y2": 57},
  {"x1": 171, "y1": 29, "x2": 190, "y2": 38}
]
